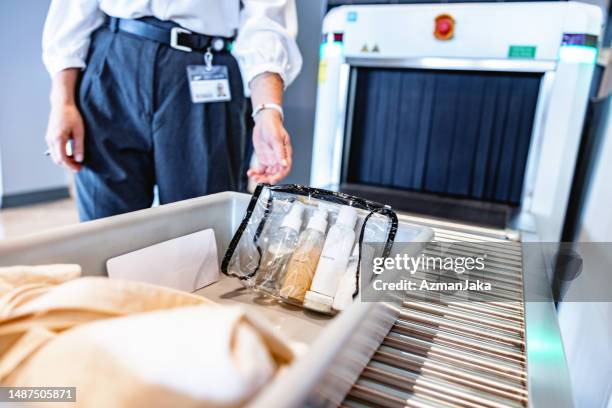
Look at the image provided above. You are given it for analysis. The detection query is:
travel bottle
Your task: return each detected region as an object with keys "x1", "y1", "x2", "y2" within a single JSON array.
[
  {"x1": 332, "y1": 245, "x2": 359, "y2": 312},
  {"x1": 280, "y1": 209, "x2": 328, "y2": 303},
  {"x1": 304, "y1": 206, "x2": 358, "y2": 313},
  {"x1": 236, "y1": 231, "x2": 260, "y2": 275},
  {"x1": 255, "y1": 202, "x2": 304, "y2": 294}
]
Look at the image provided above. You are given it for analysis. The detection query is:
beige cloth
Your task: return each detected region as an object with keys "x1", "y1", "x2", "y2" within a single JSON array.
[
  {"x1": 0, "y1": 265, "x2": 293, "y2": 407},
  {"x1": 0, "y1": 264, "x2": 81, "y2": 296}
]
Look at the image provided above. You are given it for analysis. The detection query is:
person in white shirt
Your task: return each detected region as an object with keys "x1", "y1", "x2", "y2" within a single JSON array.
[{"x1": 42, "y1": 0, "x2": 302, "y2": 220}]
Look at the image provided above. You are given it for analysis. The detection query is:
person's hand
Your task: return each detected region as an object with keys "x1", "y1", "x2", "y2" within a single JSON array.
[
  {"x1": 45, "y1": 103, "x2": 85, "y2": 172},
  {"x1": 248, "y1": 109, "x2": 292, "y2": 184}
]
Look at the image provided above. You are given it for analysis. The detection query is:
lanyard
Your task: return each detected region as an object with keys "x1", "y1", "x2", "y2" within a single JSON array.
[{"x1": 204, "y1": 47, "x2": 213, "y2": 71}]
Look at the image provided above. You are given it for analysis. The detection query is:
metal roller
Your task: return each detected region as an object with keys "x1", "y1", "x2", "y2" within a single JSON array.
[{"x1": 343, "y1": 222, "x2": 527, "y2": 407}]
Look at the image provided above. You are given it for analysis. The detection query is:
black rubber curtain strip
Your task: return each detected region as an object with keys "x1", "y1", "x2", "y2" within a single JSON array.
[{"x1": 346, "y1": 68, "x2": 542, "y2": 205}]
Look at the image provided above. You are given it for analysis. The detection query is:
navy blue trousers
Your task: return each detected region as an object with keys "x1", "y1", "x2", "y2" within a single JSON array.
[{"x1": 76, "y1": 20, "x2": 247, "y2": 221}]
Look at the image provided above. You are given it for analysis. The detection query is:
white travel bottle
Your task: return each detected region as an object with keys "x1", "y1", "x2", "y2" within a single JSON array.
[
  {"x1": 304, "y1": 205, "x2": 357, "y2": 313},
  {"x1": 255, "y1": 202, "x2": 304, "y2": 294},
  {"x1": 332, "y1": 245, "x2": 359, "y2": 312}
]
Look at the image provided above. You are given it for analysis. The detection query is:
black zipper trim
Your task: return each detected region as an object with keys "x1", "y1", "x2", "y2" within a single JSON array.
[{"x1": 221, "y1": 184, "x2": 398, "y2": 298}]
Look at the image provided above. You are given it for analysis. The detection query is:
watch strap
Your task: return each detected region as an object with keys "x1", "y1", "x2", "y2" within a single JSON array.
[{"x1": 252, "y1": 103, "x2": 284, "y2": 122}]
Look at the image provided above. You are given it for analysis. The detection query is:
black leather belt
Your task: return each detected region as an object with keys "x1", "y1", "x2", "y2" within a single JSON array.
[{"x1": 106, "y1": 16, "x2": 233, "y2": 52}]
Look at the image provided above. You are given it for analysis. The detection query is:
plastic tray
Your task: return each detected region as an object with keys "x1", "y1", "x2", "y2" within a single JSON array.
[{"x1": 0, "y1": 191, "x2": 434, "y2": 406}]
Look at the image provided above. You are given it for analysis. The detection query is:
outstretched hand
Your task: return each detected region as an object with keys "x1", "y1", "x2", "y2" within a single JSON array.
[
  {"x1": 248, "y1": 109, "x2": 292, "y2": 184},
  {"x1": 247, "y1": 72, "x2": 292, "y2": 185}
]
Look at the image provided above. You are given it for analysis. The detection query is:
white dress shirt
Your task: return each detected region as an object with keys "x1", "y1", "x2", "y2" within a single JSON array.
[{"x1": 42, "y1": 0, "x2": 302, "y2": 88}]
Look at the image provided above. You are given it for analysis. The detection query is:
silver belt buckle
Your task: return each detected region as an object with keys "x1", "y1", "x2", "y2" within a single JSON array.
[{"x1": 170, "y1": 27, "x2": 193, "y2": 52}]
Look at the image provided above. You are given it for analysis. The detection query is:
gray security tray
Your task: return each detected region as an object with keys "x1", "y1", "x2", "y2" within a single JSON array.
[{"x1": 0, "y1": 191, "x2": 434, "y2": 407}]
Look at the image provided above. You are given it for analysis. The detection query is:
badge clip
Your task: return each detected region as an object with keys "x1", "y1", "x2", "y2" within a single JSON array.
[{"x1": 204, "y1": 47, "x2": 213, "y2": 72}]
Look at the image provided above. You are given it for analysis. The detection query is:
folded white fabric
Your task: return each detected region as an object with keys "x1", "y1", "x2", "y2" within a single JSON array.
[
  {"x1": 0, "y1": 266, "x2": 293, "y2": 408},
  {"x1": 0, "y1": 264, "x2": 81, "y2": 297},
  {"x1": 7, "y1": 305, "x2": 293, "y2": 408}
]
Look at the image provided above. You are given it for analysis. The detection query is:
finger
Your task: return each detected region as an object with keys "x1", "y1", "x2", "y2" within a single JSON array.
[
  {"x1": 252, "y1": 129, "x2": 280, "y2": 180},
  {"x1": 283, "y1": 134, "x2": 293, "y2": 169},
  {"x1": 256, "y1": 144, "x2": 277, "y2": 168},
  {"x1": 247, "y1": 168, "x2": 271, "y2": 178},
  {"x1": 270, "y1": 132, "x2": 290, "y2": 168},
  {"x1": 278, "y1": 164, "x2": 292, "y2": 180},
  {"x1": 247, "y1": 169, "x2": 264, "y2": 180},
  {"x1": 265, "y1": 175, "x2": 282, "y2": 185},
  {"x1": 265, "y1": 134, "x2": 292, "y2": 183},
  {"x1": 251, "y1": 168, "x2": 278, "y2": 184},
  {"x1": 252, "y1": 133, "x2": 275, "y2": 166},
  {"x1": 249, "y1": 152, "x2": 264, "y2": 174},
  {"x1": 253, "y1": 149, "x2": 276, "y2": 179},
  {"x1": 258, "y1": 167, "x2": 283, "y2": 185},
  {"x1": 265, "y1": 164, "x2": 279, "y2": 175},
  {"x1": 46, "y1": 129, "x2": 62, "y2": 166},
  {"x1": 72, "y1": 121, "x2": 85, "y2": 163},
  {"x1": 247, "y1": 166, "x2": 268, "y2": 179},
  {"x1": 250, "y1": 173, "x2": 272, "y2": 184},
  {"x1": 49, "y1": 140, "x2": 62, "y2": 166},
  {"x1": 255, "y1": 176, "x2": 271, "y2": 184},
  {"x1": 57, "y1": 137, "x2": 81, "y2": 172},
  {"x1": 269, "y1": 166, "x2": 291, "y2": 184},
  {"x1": 257, "y1": 162, "x2": 288, "y2": 183}
]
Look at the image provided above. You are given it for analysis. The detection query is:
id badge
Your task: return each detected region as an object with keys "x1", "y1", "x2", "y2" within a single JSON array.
[{"x1": 186, "y1": 65, "x2": 232, "y2": 104}]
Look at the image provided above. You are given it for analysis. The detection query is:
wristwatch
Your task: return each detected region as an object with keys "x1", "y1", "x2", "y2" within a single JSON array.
[{"x1": 251, "y1": 103, "x2": 284, "y2": 122}]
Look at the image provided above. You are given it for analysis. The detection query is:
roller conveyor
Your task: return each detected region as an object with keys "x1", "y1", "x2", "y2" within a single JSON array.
[{"x1": 343, "y1": 219, "x2": 528, "y2": 408}]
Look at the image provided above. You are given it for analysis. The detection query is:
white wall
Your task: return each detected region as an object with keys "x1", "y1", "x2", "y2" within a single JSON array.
[
  {"x1": 558, "y1": 98, "x2": 612, "y2": 408},
  {"x1": 0, "y1": 1, "x2": 68, "y2": 198},
  {"x1": 576, "y1": 113, "x2": 612, "y2": 243}
]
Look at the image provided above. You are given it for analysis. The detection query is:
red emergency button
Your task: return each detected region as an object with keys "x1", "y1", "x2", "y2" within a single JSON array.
[{"x1": 434, "y1": 14, "x2": 455, "y2": 41}]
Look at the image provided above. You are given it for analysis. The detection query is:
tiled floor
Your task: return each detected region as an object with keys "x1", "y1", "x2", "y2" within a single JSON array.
[{"x1": 0, "y1": 199, "x2": 79, "y2": 240}]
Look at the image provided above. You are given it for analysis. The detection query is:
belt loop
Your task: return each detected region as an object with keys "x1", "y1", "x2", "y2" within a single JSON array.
[{"x1": 109, "y1": 17, "x2": 118, "y2": 33}]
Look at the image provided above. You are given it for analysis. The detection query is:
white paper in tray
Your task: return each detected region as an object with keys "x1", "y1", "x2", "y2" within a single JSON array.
[{"x1": 106, "y1": 229, "x2": 219, "y2": 293}]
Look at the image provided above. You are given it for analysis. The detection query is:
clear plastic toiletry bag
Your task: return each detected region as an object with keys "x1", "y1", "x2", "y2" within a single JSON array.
[{"x1": 221, "y1": 184, "x2": 398, "y2": 314}]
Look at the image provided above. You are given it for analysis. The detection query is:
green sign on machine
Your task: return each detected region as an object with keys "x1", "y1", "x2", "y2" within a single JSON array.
[{"x1": 508, "y1": 45, "x2": 537, "y2": 59}]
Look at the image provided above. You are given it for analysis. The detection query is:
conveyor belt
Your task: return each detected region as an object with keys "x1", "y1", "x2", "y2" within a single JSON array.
[{"x1": 342, "y1": 221, "x2": 527, "y2": 408}]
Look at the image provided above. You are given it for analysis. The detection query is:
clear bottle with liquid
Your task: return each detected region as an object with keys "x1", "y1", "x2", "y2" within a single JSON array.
[
  {"x1": 255, "y1": 202, "x2": 304, "y2": 294},
  {"x1": 280, "y1": 209, "x2": 328, "y2": 304},
  {"x1": 235, "y1": 230, "x2": 260, "y2": 275}
]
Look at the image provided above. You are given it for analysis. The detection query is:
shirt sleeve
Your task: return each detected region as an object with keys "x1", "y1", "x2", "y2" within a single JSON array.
[
  {"x1": 233, "y1": 0, "x2": 303, "y2": 90},
  {"x1": 42, "y1": 0, "x2": 105, "y2": 78}
]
